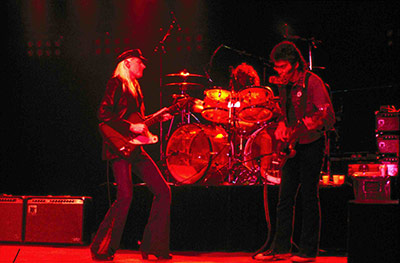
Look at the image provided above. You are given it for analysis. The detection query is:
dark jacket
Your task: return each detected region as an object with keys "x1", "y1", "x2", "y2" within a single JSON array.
[{"x1": 98, "y1": 77, "x2": 144, "y2": 160}]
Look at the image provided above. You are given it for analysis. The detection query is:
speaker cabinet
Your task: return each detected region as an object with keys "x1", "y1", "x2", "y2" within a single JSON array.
[
  {"x1": 0, "y1": 196, "x2": 24, "y2": 242},
  {"x1": 375, "y1": 112, "x2": 399, "y2": 132},
  {"x1": 347, "y1": 200, "x2": 400, "y2": 263},
  {"x1": 24, "y1": 196, "x2": 92, "y2": 244},
  {"x1": 377, "y1": 135, "x2": 399, "y2": 155}
]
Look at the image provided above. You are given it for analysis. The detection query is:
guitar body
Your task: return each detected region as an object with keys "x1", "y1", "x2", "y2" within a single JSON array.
[
  {"x1": 272, "y1": 105, "x2": 328, "y2": 170},
  {"x1": 271, "y1": 127, "x2": 299, "y2": 171},
  {"x1": 99, "y1": 97, "x2": 189, "y2": 159},
  {"x1": 99, "y1": 113, "x2": 158, "y2": 159}
]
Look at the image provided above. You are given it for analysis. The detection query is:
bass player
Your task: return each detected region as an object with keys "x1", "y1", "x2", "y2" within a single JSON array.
[{"x1": 254, "y1": 41, "x2": 335, "y2": 262}]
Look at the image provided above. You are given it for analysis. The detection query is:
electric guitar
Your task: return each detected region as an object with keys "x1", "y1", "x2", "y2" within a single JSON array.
[
  {"x1": 271, "y1": 104, "x2": 329, "y2": 170},
  {"x1": 99, "y1": 97, "x2": 189, "y2": 159}
]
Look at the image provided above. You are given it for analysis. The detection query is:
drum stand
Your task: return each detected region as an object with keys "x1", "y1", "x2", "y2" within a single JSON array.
[{"x1": 223, "y1": 93, "x2": 259, "y2": 185}]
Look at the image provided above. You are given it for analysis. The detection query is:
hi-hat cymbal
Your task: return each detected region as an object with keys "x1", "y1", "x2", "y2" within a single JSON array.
[{"x1": 165, "y1": 82, "x2": 204, "y2": 89}]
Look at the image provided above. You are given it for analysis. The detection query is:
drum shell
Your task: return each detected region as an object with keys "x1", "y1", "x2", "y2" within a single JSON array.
[
  {"x1": 166, "y1": 124, "x2": 230, "y2": 184},
  {"x1": 243, "y1": 123, "x2": 280, "y2": 176},
  {"x1": 202, "y1": 88, "x2": 231, "y2": 123},
  {"x1": 238, "y1": 86, "x2": 275, "y2": 123}
]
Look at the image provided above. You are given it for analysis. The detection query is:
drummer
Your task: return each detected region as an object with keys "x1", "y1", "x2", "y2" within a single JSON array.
[
  {"x1": 229, "y1": 63, "x2": 277, "y2": 178},
  {"x1": 229, "y1": 62, "x2": 278, "y2": 129},
  {"x1": 230, "y1": 62, "x2": 261, "y2": 90}
]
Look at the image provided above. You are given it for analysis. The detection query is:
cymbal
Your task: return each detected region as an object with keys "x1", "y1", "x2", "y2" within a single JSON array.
[
  {"x1": 165, "y1": 82, "x2": 204, "y2": 89},
  {"x1": 165, "y1": 72, "x2": 205, "y2": 78}
]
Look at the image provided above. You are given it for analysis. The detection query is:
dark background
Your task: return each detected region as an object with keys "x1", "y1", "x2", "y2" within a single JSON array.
[{"x1": 4, "y1": 1, "x2": 398, "y2": 196}]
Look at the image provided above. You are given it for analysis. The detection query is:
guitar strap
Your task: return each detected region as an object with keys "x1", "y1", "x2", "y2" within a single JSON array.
[{"x1": 299, "y1": 71, "x2": 311, "y2": 119}]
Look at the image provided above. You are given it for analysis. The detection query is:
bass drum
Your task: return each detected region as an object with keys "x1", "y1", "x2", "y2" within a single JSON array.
[
  {"x1": 166, "y1": 124, "x2": 230, "y2": 185},
  {"x1": 243, "y1": 122, "x2": 281, "y2": 184}
]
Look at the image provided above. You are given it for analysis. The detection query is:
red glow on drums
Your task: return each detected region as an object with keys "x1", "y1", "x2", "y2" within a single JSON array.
[{"x1": 215, "y1": 133, "x2": 225, "y2": 139}]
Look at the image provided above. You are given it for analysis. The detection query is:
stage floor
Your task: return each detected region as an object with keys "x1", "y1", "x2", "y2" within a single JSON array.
[{"x1": 0, "y1": 244, "x2": 347, "y2": 263}]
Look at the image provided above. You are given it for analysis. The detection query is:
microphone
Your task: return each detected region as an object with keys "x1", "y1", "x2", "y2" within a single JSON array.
[{"x1": 170, "y1": 12, "x2": 182, "y2": 31}]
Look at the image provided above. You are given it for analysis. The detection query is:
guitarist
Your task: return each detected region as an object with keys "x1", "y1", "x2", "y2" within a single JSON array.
[
  {"x1": 254, "y1": 41, "x2": 335, "y2": 262},
  {"x1": 91, "y1": 49, "x2": 173, "y2": 260}
]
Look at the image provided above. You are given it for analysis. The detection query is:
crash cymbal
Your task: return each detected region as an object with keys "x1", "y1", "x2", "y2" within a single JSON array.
[
  {"x1": 165, "y1": 82, "x2": 204, "y2": 89},
  {"x1": 165, "y1": 71, "x2": 205, "y2": 78}
]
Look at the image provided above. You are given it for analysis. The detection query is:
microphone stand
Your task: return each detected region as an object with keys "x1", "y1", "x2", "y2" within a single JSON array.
[
  {"x1": 154, "y1": 15, "x2": 179, "y2": 181},
  {"x1": 284, "y1": 35, "x2": 322, "y2": 71}
]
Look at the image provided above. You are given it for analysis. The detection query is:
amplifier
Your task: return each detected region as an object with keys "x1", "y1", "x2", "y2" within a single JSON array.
[
  {"x1": 351, "y1": 174, "x2": 391, "y2": 201},
  {"x1": 0, "y1": 196, "x2": 24, "y2": 242},
  {"x1": 375, "y1": 111, "x2": 399, "y2": 132},
  {"x1": 376, "y1": 134, "x2": 399, "y2": 155},
  {"x1": 24, "y1": 196, "x2": 92, "y2": 244}
]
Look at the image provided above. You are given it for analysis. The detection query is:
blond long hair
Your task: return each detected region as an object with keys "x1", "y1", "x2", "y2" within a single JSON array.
[
  {"x1": 113, "y1": 59, "x2": 143, "y2": 99},
  {"x1": 112, "y1": 59, "x2": 145, "y2": 115}
]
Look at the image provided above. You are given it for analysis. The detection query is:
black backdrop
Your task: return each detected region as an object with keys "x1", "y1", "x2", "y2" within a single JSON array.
[{"x1": 5, "y1": 1, "x2": 399, "y2": 196}]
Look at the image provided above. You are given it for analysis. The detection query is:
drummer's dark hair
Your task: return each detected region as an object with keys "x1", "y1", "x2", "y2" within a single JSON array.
[{"x1": 270, "y1": 41, "x2": 307, "y2": 71}]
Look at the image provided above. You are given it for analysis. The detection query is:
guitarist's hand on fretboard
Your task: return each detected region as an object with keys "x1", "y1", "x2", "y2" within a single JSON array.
[{"x1": 161, "y1": 113, "x2": 173, "y2": 122}]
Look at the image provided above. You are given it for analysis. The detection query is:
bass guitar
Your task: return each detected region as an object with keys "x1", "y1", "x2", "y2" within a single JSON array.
[
  {"x1": 271, "y1": 104, "x2": 329, "y2": 170},
  {"x1": 99, "y1": 97, "x2": 189, "y2": 159}
]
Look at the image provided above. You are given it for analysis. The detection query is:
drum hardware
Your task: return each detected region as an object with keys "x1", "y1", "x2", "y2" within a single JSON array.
[
  {"x1": 165, "y1": 94, "x2": 203, "y2": 146},
  {"x1": 165, "y1": 70, "x2": 207, "y2": 125},
  {"x1": 164, "y1": 82, "x2": 204, "y2": 90}
]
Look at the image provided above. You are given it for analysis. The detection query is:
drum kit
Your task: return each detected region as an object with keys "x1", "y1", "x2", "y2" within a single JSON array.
[{"x1": 163, "y1": 70, "x2": 282, "y2": 186}]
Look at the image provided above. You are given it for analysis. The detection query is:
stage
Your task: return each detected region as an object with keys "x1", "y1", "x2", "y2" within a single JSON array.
[
  {"x1": 0, "y1": 245, "x2": 347, "y2": 263},
  {"x1": 1, "y1": 183, "x2": 399, "y2": 263},
  {"x1": 91, "y1": 184, "x2": 354, "y2": 253},
  {"x1": 4, "y1": 2, "x2": 399, "y2": 262}
]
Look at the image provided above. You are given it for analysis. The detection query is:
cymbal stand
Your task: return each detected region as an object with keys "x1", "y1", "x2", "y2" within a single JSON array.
[{"x1": 226, "y1": 92, "x2": 248, "y2": 184}]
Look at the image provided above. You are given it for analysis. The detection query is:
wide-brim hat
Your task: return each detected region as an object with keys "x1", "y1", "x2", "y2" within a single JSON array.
[{"x1": 116, "y1": 49, "x2": 147, "y2": 64}]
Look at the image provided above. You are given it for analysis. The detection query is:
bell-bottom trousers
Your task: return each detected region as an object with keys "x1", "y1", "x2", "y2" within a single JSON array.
[{"x1": 90, "y1": 149, "x2": 171, "y2": 256}]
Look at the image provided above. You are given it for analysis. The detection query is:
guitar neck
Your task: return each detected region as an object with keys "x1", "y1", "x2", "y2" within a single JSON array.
[
  {"x1": 141, "y1": 97, "x2": 188, "y2": 128},
  {"x1": 144, "y1": 112, "x2": 165, "y2": 128}
]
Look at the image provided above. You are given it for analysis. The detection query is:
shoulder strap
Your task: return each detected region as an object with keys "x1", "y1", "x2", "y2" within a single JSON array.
[{"x1": 299, "y1": 71, "x2": 311, "y2": 118}]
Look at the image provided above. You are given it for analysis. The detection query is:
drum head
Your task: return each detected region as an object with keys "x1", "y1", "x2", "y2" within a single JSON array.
[
  {"x1": 238, "y1": 86, "x2": 275, "y2": 123},
  {"x1": 243, "y1": 123, "x2": 281, "y2": 184},
  {"x1": 202, "y1": 88, "x2": 231, "y2": 123},
  {"x1": 166, "y1": 124, "x2": 229, "y2": 184}
]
